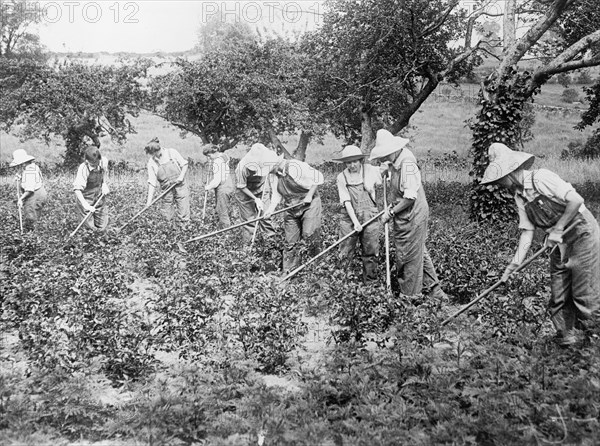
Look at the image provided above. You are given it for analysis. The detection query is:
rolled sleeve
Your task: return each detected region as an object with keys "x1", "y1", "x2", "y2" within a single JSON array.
[
  {"x1": 287, "y1": 160, "x2": 324, "y2": 188},
  {"x1": 235, "y1": 165, "x2": 248, "y2": 189},
  {"x1": 169, "y1": 148, "x2": 188, "y2": 168},
  {"x1": 147, "y1": 159, "x2": 158, "y2": 187},
  {"x1": 533, "y1": 168, "x2": 576, "y2": 202},
  {"x1": 206, "y1": 156, "x2": 225, "y2": 189},
  {"x1": 515, "y1": 195, "x2": 535, "y2": 231},
  {"x1": 73, "y1": 164, "x2": 89, "y2": 191},
  {"x1": 336, "y1": 173, "x2": 351, "y2": 204},
  {"x1": 400, "y1": 160, "x2": 420, "y2": 200}
]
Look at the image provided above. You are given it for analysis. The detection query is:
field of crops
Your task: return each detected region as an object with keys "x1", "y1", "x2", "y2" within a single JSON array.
[{"x1": 1, "y1": 166, "x2": 600, "y2": 445}]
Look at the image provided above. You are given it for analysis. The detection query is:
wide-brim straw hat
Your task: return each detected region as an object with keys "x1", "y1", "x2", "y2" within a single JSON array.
[
  {"x1": 368, "y1": 129, "x2": 410, "y2": 161},
  {"x1": 239, "y1": 143, "x2": 282, "y2": 176},
  {"x1": 10, "y1": 149, "x2": 35, "y2": 167},
  {"x1": 333, "y1": 145, "x2": 367, "y2": 163},
  {"x1": 480, "y1": 142, "x2": 535, "y2": 185}
]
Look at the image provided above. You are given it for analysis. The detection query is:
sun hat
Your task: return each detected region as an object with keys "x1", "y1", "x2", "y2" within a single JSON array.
[
  {"x1": 333, "y1": 145, "x2": 367, "y2": 163},
  {"x1": 368, "y1": 129, "x2": 410, "y2": 161},
  {"x1": 10, "y1": 149, "x2": 35, "y2": 167},
  {"x1": 480, "y1": 142, "x2": 535, "y2": 185},
  {"x1": 239, "y1": 143, "x2": 283, "y2": 176}
]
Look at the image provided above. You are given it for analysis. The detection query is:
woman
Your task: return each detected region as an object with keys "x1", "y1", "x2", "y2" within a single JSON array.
[
  {"x1": 334, "y1": 145, "x2": 382, "y2": 283},
  {"x1": 203, "y1": 145, "x2": 234, "y2": 228},
  {"x1": 482, "y1": 142, "x2": 600, "y2": 347},
  {"x1": 264, "y1": 157, "x2": 324, "y2": 273},
  {"x1": 144, "y1": 137, "x2": 190, "y2": 223},
  {"x1": 368, "y1": 129, "x2": 447, "y2": 300},
  {"x1": 234, "y1": 143, "x2": 280, "y2": 243},
  {"x1": 10, "y1": 149, "x2": 48, "y2": 232},
  {"x1": 73, "y1": 146, "x2": 110, "y2": 231}
]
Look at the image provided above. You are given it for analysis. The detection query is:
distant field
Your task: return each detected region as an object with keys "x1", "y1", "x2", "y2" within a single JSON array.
[{"x1": 2, "y1": 83, "x2": 598, "y2": 183}]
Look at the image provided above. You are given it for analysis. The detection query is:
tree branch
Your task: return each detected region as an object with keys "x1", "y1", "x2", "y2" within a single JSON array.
[
  {"x1": 529, "y1": 29, "x2": 600, "y2": 94},
  {"x1": 464, "y1": 0, "x2": 497, "y2": 48},
  {"x1": 497, "y1": 0, "x2": 571, "y2": 80},
  {"x1": 419, "y1": 0, "x2": 460, "y2": 38}
]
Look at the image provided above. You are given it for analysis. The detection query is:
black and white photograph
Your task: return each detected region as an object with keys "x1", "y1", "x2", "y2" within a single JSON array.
[{"x1": 1, "y1": 0, "x2": 599, "y2": 444}]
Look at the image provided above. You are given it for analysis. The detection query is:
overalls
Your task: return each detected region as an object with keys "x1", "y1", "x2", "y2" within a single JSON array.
[
  {"x1": 234, "y1": 168, "x2": 276, "y2": 243},
  {"x1": 79, "y1": 163, "x2": 108, "y2": 231},
  {"x1": 277, "y1": 164, "x2": 322, "y2": 272},
  {"x1": 389, "y1": 160, "x2": 440, "y2": 296},
  {"x1": 520, "y1": 171, "x2": 600, "y2": 338},
  {"x1": 211, "y1": 154, "x2": 234, "y2": 228},
  {"x1": 20, "y1": 165, "x2": 47, "y2": 231},
  {"x1": 338, "y1": 168, "x2": 381, "y2": 282},
  {"x1": 156, "y1": 151, "x2": 190, "y2": 222}
]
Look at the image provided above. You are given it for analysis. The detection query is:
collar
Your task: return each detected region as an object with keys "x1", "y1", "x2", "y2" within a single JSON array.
[{"x1": 392, "y1": 149, "x2": 406, "y2": 169}]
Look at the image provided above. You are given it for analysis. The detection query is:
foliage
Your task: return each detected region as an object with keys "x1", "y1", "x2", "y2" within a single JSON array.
[
  {"x1": 557, "y1": 72, "x2": 572, "y2": 88},
  {"x1": 577, "y1": 79, "x2": 600, "y2": 130},
  {"x1": 561, "y1": 87, "x2": 580, "y2": 103},
  {"x1": 0, "y1": 58, "x2": 151, "y2": 167},
  {"x1": 561, "y1": 133, "x2": 600, "y2": 160},
  {"x1": 303, "y1": 0, "x2": 473, "y2": 144},
  {"x1": 469, "y1": 0, "x2": 600, "y2": 222},
  {"x1": 0, "y1": 0, "x2": 46, "y2": 61},
  {"x1": 468, "y1": 69, "x2": 538, "y2": 223},
  {"x1": 576, "y1": 70, "x2": 593, "y2": 85},
  {"x1": 149, "y1": 39, "x2": 320, "y2": 150},
  {"x1": 1, "y1": 172, "x2": 600, "y2": 444}
]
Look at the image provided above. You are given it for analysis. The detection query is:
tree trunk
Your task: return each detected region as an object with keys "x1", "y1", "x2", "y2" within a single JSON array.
[
  {"x1": 360, "y1": 110, "x2": 375, "y2": 152},
  {"x1": 293, "y1": 131, "x2": 311, "y2": 161},
  {"x1": 63, "y1": 118, "x2": 101, "y2": 169},
  {"x1": 502, "y1": 0, "x2": 516, "y2": 51},
  {"x1": 267, "y1": 127, "x2": 293, "y2": 159}
]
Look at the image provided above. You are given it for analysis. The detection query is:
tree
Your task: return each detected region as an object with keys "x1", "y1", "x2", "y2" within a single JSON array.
[
  {"x1": 574, "y1": 77, "x2": 600, "y2": 158},
  {"x1": 150, "y1": 38, "x2": 320, "y2": 158},
  {"x1": 0, "y1": 0, "x2": 46, "y2": 61},
  {"x1": 195, "y1": 6, "x2": 256, "y2": 53},
  {"x1": 0, "y1": 58, "x2": 150, "y2": 167},
  {"x1": 469, "y1": 0, "x2": 600, "y2": 222},
  {"x1": 302, "y1": 0, "x2": 481, "y2": 151}
]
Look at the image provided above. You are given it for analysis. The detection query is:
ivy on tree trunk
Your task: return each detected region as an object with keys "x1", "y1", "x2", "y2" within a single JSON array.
[{"x1": 469, "y1": 68, "x2": 540, "y2": 223}]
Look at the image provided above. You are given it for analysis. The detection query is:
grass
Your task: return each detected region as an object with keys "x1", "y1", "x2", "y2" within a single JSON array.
[{"x1": 1, "y1": 83, "x2": 598, "y2": 184}]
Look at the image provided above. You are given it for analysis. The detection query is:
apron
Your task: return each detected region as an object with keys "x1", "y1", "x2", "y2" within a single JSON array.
[
  {"x1": 389, "y1": 159, "x2": 439, "y2": 295},
  {"x1": 245, "y1": 168, "x2": 266, "y2": 195},
  {"x1": 342, "y1": 168, "x2": 377, "y2": 220},
  {"x1": 522, "y1": 170, "x2": 581, "y2": 230},
  {"x1": 339, "y1": 167, "x2": 380, "y2": 281},
  {"x1": 83, "y1": 164, "x2": 104, "y2": 205},
  {"x1": 156, "y1": 151, "x2": 182, "y2": 189},
  {"x1": 277, "y1": 162, "x2": 319, "y2": 206}
]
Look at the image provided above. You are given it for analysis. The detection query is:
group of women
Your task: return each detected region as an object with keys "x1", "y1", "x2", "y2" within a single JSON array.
[{"x1": 9, "y1": 130, "x2": 600, "y2": 347}]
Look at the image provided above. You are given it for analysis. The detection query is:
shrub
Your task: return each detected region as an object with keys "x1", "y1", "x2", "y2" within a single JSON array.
[
  {"x1": 560, "y1": 132, "x2": 600, "y2": 160},
  {"x1": 576, "y1": 70, "x2": 593, "y2": 85},
  {"x1": 560, "y1": 88, "x2": 580, "y2": 103},
  {"x1": 557, "y1": 73, "x2": 571, "y2": 87}
]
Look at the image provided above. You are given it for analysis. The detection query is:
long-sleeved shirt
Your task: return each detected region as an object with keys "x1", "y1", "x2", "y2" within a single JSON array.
[{"x1": 389, "y1": 148, "x2": 421, "y2": 201}]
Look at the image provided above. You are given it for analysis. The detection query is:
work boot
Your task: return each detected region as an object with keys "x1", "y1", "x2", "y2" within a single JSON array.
[
  {"x1": 429, "y1": 284, "x2": 449, "y2": 302},
  {"x1": 555, "y1": 331, "x2": 578, "y2": 348}
]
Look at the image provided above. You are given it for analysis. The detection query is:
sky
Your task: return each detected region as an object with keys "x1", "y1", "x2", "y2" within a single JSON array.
[{"x1": 32, "y1": 1, "x2": 324, "y2": 53}]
